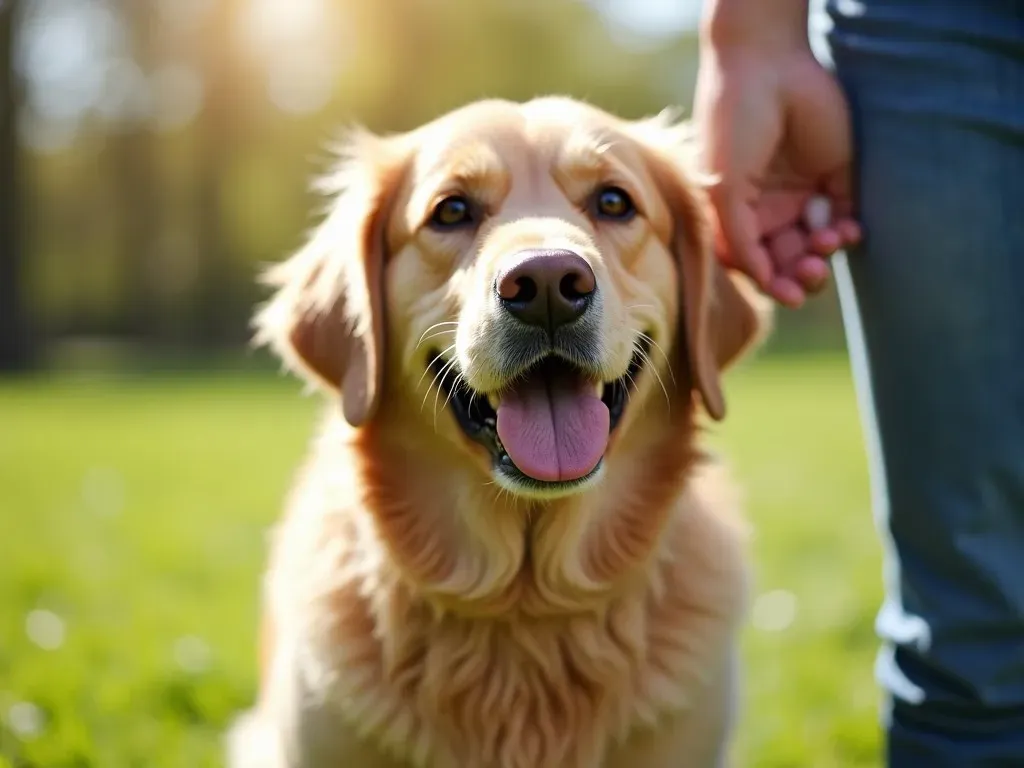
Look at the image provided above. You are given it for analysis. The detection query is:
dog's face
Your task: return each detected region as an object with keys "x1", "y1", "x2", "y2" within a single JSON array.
[{"x1": 257, "y1": 98, "x2": 767, "y2": 500}]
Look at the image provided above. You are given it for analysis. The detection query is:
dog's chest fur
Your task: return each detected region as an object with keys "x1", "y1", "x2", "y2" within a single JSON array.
[{"x1": 280, "y1": 492, "x2": 745, "y2": 768}]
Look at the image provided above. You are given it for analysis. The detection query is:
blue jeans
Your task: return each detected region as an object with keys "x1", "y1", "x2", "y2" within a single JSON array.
[{"x1": 820, "y1": 1, "x2": 1024, "y2": 764}]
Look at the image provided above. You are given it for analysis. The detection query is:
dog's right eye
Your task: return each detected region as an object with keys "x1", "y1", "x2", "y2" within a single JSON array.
[{"x1": 430, "y1": 195, "x2": 474, "y2": 229}]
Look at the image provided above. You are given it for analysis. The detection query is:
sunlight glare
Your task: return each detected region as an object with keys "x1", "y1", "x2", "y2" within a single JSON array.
[
  {"x1": 244, "y1": 0, "x2": 326, "y2": 50},
  {"x1": 242, "y1": 0, "x2": 345, "y2": 115}
]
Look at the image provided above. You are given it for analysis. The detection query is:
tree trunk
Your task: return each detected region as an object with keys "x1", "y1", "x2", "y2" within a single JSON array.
[
  {"x1": 0, "y1": 0, "x2": 32, "y2": 371},
  {"x1": 191, "y1": 0, "x2": 235, "y2": 347},
  {"x1": 112, "y1": 0, "x2": 161, "y2": 341}
]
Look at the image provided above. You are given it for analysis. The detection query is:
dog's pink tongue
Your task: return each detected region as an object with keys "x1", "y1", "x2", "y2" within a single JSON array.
[{"x1": 496, "y1": 366, "x2": 609, "y2": 483}]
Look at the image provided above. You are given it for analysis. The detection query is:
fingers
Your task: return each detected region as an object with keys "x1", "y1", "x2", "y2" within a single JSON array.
[
  {"x1": 764, "y1": 261, "x2": 826, "y2": 309},
  {"x1": 808, "y1": 227, "x2": 841, "y2": 255},
  {"x1": 708, "y1": 188, "x2": 863, "y2": 308},
  {"x1": 715, "y1": 209, "x2": 846, "y2": 308},
  {"x1": 792, "y1": 256, "x2": 830, "y2": 290},
  {"x1": 761, "y1": 196, "x2": 863, "y2": 307},
  {"x1": 708, "y1": 184, "x2": 775, "y2": 290},
  {"x1": 762, "y1": 227, "x2": 830, "y2": 308},
  {"x1": 835, "y1": 217, "x2": 862, "y2": 244},
  {"x1": 808, "y1": 222, "x2": 861, "y2": 255},
  {"x1": 766, "y1": 275, "x2": 808, "y2": 308}
]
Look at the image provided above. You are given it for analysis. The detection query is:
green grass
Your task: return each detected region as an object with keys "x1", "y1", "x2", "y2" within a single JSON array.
[{"x1": 0, "y1": 354, "x2": 884, "y2": 767}]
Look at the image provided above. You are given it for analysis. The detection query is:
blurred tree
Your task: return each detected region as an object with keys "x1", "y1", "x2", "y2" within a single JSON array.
[
  {"x1": 11, "y1": 0, "x2": 844, "y2": 362},
  {"x1": 111, "y1": 0, "x2": 162, "y2": 341},
  {"x1": 0, "y1": 0, "x2": 32, "y2": 371},
  {"x1": 338, "y1": 0, "x2": 698, "y2": 132},
  {"x1": 192, "y1": 0, "x2": 239, "y2": 346}
]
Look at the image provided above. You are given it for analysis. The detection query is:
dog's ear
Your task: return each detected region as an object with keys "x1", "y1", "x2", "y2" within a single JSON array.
[
  {"x1": 629, "y1": 113, "x2": 771, "y2": 420},
  {"x1": 253, "y1": 129, "x2": 407, "y2": 427}
]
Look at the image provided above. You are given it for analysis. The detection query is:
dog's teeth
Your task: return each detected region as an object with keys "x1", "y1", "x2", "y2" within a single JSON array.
[
  {"x1": 593, "y1": 381, "x2": 604, "y2": 398},
  {"x1": 487, "y1": 392, "x2": 501, "y2": 410}
]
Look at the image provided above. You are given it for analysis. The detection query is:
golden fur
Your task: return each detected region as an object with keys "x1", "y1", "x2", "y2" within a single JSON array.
[{"x1": 227, "y1": 97, "x2": 771, "y2": 768}]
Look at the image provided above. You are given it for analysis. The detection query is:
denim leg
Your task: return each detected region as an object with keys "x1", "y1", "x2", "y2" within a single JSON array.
[{"x1": 822, "y1": 3, "x2": 1024, "y2": 765}]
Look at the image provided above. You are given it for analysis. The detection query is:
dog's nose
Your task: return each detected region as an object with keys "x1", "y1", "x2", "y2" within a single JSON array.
[{"x1": 495, "y1": 249, "x2": 596, "y2": 331}]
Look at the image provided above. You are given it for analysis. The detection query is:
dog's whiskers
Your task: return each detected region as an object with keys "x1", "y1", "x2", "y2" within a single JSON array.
[
  {"x1": 631, "y1": 339, "x2": 671, "y2": 415},
  {"x1": 466, "y1": 388, "x2": 481, "y2": 414},
  {"x1": 431, "y1": 355, "x2": 462, "y2": 429},
  {"x1": 622, "y1": 367, "x2": 644, "y2": 417},
  {"x1": 415, "y1": 321, "x2": 459, "y2": 350},
  {"x1": 640, "y1": 345, "x2": 670, "y2": 411},
  {"x1": 417, "y1": 341, "x2": 457, "y2": 392},
  {"x1": 415, "y1": 329, "x2": 458, "y2": 349},
  {"x1": 439, "y1": 370, "x2": 467, "y2": 428},
  {"x1": 638, "y1": 331, "x2": 675, "y2": 386},
  {"x1": 419, "y1": 343, "x2": 458, "y2": 413}
]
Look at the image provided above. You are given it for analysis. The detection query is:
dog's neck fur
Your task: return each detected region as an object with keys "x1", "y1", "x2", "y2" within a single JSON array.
[{"x1": 338, "y1": 379, "x2": 701, "y2": 619}]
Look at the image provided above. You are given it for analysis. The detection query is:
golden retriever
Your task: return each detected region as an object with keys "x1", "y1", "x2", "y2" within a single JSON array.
[{"x1": 227, "y1": 96, "x2": 770, "y2": 768}]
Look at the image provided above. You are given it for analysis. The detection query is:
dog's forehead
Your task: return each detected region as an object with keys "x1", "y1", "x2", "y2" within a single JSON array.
[
  {"x1": 425, "y1": 97, "x2": 617, "y2": 137},
  {"x1": 521, "y1": 96, "x2": 621, "y2": 133},
  {"x1": 409, "y1": 98, "x2": 636, "y2": 182}
]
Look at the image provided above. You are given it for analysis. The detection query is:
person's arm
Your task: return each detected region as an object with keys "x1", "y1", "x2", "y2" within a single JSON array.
[{"x1": 700, "y1": 0, "x2": 811, "y2": 53}]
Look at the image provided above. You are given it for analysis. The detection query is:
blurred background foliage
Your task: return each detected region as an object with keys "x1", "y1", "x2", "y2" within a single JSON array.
[{"x1": 0, "y1": 0, "x2": 844, "y2": 375}]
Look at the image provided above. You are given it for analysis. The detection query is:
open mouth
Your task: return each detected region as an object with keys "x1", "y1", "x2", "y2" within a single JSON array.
[{"x1": 428, "y1": 338, "x2": 649, "y2": 493}]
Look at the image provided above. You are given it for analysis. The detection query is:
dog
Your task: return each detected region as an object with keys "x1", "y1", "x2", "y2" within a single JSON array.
[{"x1": 227, "y1": 96, "x2": 770, "y2": 768}]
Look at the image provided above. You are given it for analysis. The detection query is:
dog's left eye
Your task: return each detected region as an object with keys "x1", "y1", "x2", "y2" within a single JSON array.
[
  {"x1": 594, "y1": 186, "x2": 636, "y2": 221},
  {"x1": 430, "y1": 195, "x2": 474, "y2": 229}
]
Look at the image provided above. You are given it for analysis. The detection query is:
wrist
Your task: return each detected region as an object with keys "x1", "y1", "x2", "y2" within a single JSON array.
[{"x1": 700, "y1": 0, "x2": 812, "y2": 57}]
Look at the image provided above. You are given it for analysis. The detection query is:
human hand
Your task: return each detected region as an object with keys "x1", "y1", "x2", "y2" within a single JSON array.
[{"x1": 693, "y1": 45, "x2": 862, "y2": 308}]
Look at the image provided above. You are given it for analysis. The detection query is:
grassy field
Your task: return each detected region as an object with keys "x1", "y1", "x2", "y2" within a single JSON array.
[{"x1": 0, "y1": 353, "x2": 884, "y2": 767}]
